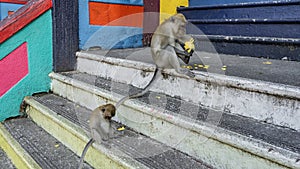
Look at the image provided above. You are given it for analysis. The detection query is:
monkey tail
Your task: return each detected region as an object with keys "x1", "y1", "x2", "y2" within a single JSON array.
[
  {"x1": 78, "y1": 139, "x2": 95, "y2": 169},
  {"x1": 115, "y1": 68, "x2": 160, "y2": 109}
]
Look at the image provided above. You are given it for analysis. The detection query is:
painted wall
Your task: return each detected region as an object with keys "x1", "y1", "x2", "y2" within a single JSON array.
[
  {"x1": 0, "y1": 10, "x2": 53, "y2": 121},
  {"x1": 189, "y1": 0, "x2": 296, "y2": 6},
  {"x1": 79, "y1": 0, "x2": 144, "y2": 49},
  {"x1": 79, "y1": 0, "x2": 190, "y2": 49},
  {"x1": 0, "y1": 3, "x2": 24, "y2": 20},
  {"x1": 160, "y1": 0, "x2": 188, "y2": 23}
]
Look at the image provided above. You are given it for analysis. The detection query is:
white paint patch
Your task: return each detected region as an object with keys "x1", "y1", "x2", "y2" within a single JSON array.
[{"x1": 75, "y1": 53, "x2": 300, "y2": 131}]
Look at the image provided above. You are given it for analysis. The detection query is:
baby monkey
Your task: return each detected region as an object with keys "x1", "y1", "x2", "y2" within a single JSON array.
[{"x1": 78, "y1": 103, "x2": 116, "y2": 169}]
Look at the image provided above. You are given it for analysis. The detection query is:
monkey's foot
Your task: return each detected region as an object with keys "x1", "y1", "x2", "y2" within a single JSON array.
[
  {"x1": 101, "y1": 141, "x2": 112, "y2": 149},
  {"x1": 180, "y1": 68, "x2": 195, "y2": 78}
]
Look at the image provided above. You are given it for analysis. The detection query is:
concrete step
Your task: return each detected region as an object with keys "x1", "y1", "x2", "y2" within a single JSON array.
[
  {"x1": 188, "y1": 0, "x2": 300, "y2": 7},
  {"x1": 192, "y1": 35, "x2": 300, "y2": 61},
  {"x1": 0, "y1": 117, "x2": 93, "y2": 169},
  {"x1": 76, "y1": 50, "x2": 300, "y2": 130},
  {"x1": 0, "y1": 121, "x2": 40, "y2": 169},
  {"x1": 177, "y1": 1, "x2": 300, "y2": 60},
  {"x1": 0, "y1": 144, "x2": 16, "y2": 169},
  {"x1": 185, "y1": 19, "x2": 300, "y2": 61},
  {"x1": 187, "y1": 18, "x2": 300, "y2": 39},
  {"x1": 178, "y1": 1, "x2": 300, "y2": 20},
  {"x1": 49, "y1": 71, "x2": 300, "y2": 169},
  {"x1": 24, "y1": 93, "x2": 211, "y2": 169}
]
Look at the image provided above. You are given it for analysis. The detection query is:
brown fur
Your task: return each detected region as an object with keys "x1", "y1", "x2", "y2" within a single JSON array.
[{"x1": 78, "y1": 104, "x2": 116, "y2": 169}]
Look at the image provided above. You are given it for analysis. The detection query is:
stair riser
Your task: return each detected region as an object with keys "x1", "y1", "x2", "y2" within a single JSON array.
[
  {"x1": 179, "y1": 4, "x2": 300, "y2": 20},
  {"x1": 77, "y1": 57, "x2": 154, "y2": 89},
  {"x1": 195, "y1": 37, "x2": 300, "y2": 61},
  {"x1": 50, "y1": 75, "x2": 293, "y2": 169},
  {"x1": 188, "y1": 0, "x2": 300, "y2": 7},
  {"x1": 188, "y1": 22, "x2": 300, "y2": 39},
  {"x1": 76, "y1": 57, "x2": 300, "y2": 131},
  {"x1": 179, "y1": 1, "x2": 300, "y2": 60}
]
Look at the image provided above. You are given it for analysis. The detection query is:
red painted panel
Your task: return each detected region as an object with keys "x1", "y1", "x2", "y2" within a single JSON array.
[
  {"x1": 0, "y1": 0, "x2": 52, "y2": 43},
  {"x1": 89, "y1": 2, "x2": 144, "y2": 27},
  {"x1": 0, "y1": 42, "x2": 29, "y2": 96},
  {"x1": 0, "y1": 0, "x2": 28, "y2": 4}
]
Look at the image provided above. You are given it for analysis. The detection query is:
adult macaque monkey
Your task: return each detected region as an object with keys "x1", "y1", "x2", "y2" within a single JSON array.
[
  {"x1": 115, "y1": 13, "x2": 195, "y2": 108},
  {"x1": 78, "y1": 104, "x2": 116, "y2": 169},
  {"x1": 151, "y1": 13, "x2": 195, "y2": 78}
]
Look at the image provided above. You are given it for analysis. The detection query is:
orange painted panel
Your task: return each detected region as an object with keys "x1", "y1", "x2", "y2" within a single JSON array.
[
  {"x1": 8, "y1": 11, "x2": 15, "y2": 15},
  {"x1": 89, "y1": 2, "x2": 144, "y2": 27}
]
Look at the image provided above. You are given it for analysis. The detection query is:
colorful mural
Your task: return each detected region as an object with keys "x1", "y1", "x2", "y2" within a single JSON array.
[
  {"x1": 79, "y1": 0, "x2": 144, "y2": 49},
  {"x1": 0, "y1": 0, "x2": 27, "y2": 20},
  {"x1": 0, "y1": 43, "x2": 29, "y2": 97},
  {"x1": 0, "y1": 0, "x2": 53, "y2": 121},
  {"x1": 160, "y1": 0, "x2": 188, "y2": 23},
  {"x1": 89, "y1": 2, "x2": 143, "y2": 27},
  {"x1": 79, "y1": 0, "x2": 189, "y2": 49}
]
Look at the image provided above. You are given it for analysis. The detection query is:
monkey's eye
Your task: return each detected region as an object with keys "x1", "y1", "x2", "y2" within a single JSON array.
[{"x1": 101, "y1": 108, "x2": 105, "y2": 112}]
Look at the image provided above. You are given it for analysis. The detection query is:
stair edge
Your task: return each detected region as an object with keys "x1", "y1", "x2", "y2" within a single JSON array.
[
  {"x1": 50, "y1": 72, "x2": 300, "y2": 169},
  {"x1": 0, "y1": 123, "x2": 41, "y2": 169},
  {"x1": 24, "y1": 96, "x2": 149, "y2": 169}
]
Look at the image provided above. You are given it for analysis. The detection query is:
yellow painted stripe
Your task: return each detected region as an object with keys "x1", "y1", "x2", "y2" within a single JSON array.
[
  {"x1": 160, "y1": 0, "x2": 188, "y2": 23},
  {"x1": 0, "y1": 124, "x2": 41, "y2": 169}
]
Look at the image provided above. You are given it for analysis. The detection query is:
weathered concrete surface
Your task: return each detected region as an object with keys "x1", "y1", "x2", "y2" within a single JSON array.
[
  {"x1": 77, "y1": 48, "x2": 300, "y2": 86},
  {"x1": 0, "y1": 147, "x2": 16, "y2": 169},
  {"x1": 24, "y1": 94, "x2": 212, "y2": 169},
  {"x1": 76, "y1": 50, "x2": 300, "y2": 131},
  {"x1": 3, "y1": 118, "x2": 93, "y2": 169},
  {"x1": 0, "y1": 123, "x2": 41, "y2": 169},
  {"x1": 25, "y1": 96, "x2": 138, "y2": 169},
  {"x1": 50, "y1": 72, "x2": 300, "y2": 169}
]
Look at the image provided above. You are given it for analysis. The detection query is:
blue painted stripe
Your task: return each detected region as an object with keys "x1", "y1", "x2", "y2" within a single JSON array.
[
  {"x1": 178, "y1": 1, "x2": 300, "y2": 20},
  {"x1": 89, "y1": 0, "x2": 143, "y2": 6},
  {"x1": 0, "y1": 3, "x2": 23, "y2": 20},
  {"x1": 193, "y1": 35, "x2": 300, "y2": 61},
  {"x1": 187, "y1": 19, "x2": 300, "y2": 38},
  {"x1": 82, "y1": 26, "x2": 143, "y2": 49},
  {"x1": 189, "y1": 18, "x2": 300, "y2": 23},
  {"x1": 189, "y1": 0, "x2": 300, "y2": 6},
  {"x1": 79, "y1": 0, "x2": 90, "y2": 48},
  {"x1": 194, "y1": 35, "x2": 300, "y2": 45}
]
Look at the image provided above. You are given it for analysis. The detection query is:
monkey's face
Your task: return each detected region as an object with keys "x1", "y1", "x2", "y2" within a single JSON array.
[
  {"x1": 101, "y1": 104, "x2": 116, "y2": 120},
  {"x1": 171, "y1": 14, "x2": 187, "y2": 38},
  {"x1": 177, "y1": 23, "x2": 186, "y2": 37}
]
